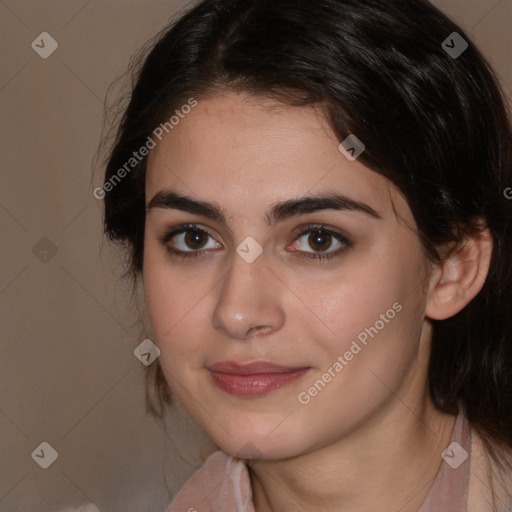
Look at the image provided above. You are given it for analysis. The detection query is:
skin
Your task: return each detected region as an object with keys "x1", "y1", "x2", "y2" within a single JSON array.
[{"x1": 142, "y1": 92, "x2": 492, "y2": 512}]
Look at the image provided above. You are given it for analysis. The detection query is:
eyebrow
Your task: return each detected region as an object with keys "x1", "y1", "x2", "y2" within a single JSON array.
[{"x1": 146, "y1": 190, "x2": 382, "y2": 226}]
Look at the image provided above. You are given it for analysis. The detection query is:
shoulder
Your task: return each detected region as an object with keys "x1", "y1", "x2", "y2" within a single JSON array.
[
  {"x1": 164, "y1": 450, "x2": 253, "y2": 512},
  {"x1": 468, "y1": 430, "x2": 512, "y2": 512}
]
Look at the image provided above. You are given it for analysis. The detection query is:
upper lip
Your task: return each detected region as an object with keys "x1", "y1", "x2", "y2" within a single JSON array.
[{"x1": 207, "y1": 361, "x2": 309, "y2": 374}]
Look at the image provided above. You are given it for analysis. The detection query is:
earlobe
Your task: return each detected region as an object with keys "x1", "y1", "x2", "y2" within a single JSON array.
[{"x1": 425, "y1": 227, "x2": 493, "y2": 321}]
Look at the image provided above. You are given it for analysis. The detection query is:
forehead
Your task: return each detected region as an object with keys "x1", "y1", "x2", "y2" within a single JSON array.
[{"x1": 145, "y1": 93, "x2": 408, "y2": 222}]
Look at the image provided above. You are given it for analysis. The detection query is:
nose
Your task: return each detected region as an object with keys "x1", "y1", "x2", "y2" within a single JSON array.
[{"x1": 211, "y1": 250, "x2": 285, "y2": 341}]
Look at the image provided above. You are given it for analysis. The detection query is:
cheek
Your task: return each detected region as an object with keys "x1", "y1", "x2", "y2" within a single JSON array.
[
  {"x1": 143, "y1": 242, "x2": 192, "y2": 345},
  {"x1": 143, "y1": 243, "x2": 172, "y2": 336},
  {"x1": 310, "y1": 265, "x2": 402, "y2": 352},
  {"x1": 311, "y1": 289, "x2": 414, "y2": 387},
  {"x1": 142, "y1": 240, "x2": 218, "y2": 368},
  {"x1": 294, "y1": 301, "x2": 423, "y2": 441},
  {"x1": 306, "y1": 245, "x2": 427, "y2": 385}
]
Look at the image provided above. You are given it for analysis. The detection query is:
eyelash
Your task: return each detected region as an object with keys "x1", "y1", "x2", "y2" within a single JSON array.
[{"x1": 158, "y1": 223, "x2": 352, "y2": 261}]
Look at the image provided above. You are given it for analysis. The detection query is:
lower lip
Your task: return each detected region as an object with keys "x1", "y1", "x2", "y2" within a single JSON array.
[{"x1": 209, "y1": 368, "x2": 311, "y2": 396}]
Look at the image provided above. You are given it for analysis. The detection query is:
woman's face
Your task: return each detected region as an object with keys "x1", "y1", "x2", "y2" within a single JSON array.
[{"x1": 143, "y1": 92, "x2": 433, "y2": 459}]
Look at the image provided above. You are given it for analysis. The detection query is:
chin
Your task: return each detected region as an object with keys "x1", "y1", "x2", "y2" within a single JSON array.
[{"x1": 206, "y1": 418, "x2": 309, "y2": 461}]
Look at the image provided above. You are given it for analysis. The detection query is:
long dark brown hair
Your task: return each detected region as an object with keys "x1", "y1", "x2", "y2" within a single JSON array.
[{"x1": 99, "y1": 0, "x2": 512, "y2": 482}]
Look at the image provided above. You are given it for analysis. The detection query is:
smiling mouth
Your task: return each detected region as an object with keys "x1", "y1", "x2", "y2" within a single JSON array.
[{"x1": 206, "y1": 361, "x2": 312, "y2": 396}]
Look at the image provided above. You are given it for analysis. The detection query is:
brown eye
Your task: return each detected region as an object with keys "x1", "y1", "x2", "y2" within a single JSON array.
[
  {"x1": 159, "y1": 224, "x2": 222, "y2": 258},
  {"x1": 184, "y1": 229, "x2": 209, "y2": 250},
  {"x1": 289, "y1": 225, "x2": 352, "y2": 261},
  {"x1": 308, "y1": 230, "x2": 333, "y2": 252}
]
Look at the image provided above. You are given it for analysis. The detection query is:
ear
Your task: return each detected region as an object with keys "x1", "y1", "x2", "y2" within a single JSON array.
[{"x1": 425, "y1": 226, "x2": 493, "y2": 321}]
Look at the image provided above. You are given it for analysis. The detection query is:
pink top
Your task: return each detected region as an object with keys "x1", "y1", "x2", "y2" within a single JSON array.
[{"x1": 165, "y1": 413, "x2": 472, "y2": 512}]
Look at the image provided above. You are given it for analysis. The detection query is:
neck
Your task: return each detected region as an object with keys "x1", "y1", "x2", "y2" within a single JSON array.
[{"x1": 248, "y1": 397, "x2": 457, "y2": 512}]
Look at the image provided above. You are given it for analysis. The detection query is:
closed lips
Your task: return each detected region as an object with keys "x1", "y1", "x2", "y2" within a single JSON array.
[
  {"x1": 207, "y1": 361, "x2": 310, "y2": 374},
  {"x1": 207, "y1": 361, "x2": 312, "y2": 396}
]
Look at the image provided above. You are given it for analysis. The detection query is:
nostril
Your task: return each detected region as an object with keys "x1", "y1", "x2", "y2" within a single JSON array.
[{"x1": 246, "y1": 325, "x2": 273, "y2": 338}]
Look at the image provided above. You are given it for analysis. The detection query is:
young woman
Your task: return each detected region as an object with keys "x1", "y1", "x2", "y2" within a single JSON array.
[{"x1": 100, "y1": 0, "x2": 512, "y2": 510}]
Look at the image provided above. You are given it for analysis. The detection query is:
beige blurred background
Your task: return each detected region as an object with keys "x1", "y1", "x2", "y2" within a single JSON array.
[{"x1": 0, "y1": 1, "x2": 510, "y2": 511}]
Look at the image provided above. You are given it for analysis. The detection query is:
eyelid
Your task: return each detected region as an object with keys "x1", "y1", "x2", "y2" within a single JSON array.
[
  {"x1": 292, "y1": 223, "x2": 351, "y2": 243},
  {"x1": 158, "y1": 223, "x2": 221, "y2": 248},
  {"x1": 159, "y1": 222, "x2": 352, "y2": 260},
  {"x1": 287, "y1": 223, "x2": 352, "y2": 258}
]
